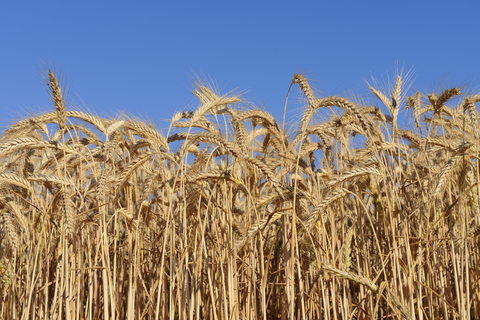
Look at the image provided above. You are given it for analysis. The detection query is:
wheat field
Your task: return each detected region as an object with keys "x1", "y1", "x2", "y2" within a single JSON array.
[{"x1": 0, "y1": 70, "x2": 479, "y2": 319}]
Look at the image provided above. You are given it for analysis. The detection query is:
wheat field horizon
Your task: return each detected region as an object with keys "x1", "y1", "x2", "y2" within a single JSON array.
[{"x1": 0, "y1": 68, "x2": 479, "y2": 319}]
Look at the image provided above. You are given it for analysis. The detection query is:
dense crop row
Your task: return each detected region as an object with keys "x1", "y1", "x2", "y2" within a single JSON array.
[{"x1": 0, "y1": 70, "x2": 479, "y2": 319}]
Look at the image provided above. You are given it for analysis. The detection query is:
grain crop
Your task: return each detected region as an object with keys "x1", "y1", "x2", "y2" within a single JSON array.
[{"x1": 0, "y1": 69, "x2": 479, "y2": 319}]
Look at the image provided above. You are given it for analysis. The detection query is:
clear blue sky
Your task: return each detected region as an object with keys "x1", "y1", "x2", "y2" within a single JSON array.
[{"x1": 1, "y1": 1, "x2": 479, "y2": 132}]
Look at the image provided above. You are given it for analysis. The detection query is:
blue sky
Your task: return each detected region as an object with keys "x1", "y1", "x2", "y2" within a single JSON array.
[{"x1": 1, "y1": 1, "x2": 479, "y2": 132}]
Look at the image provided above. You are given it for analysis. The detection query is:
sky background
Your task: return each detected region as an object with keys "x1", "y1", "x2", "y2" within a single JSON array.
[{"x1": 1, "y1": 1, "x2": 479, "y2": 133}]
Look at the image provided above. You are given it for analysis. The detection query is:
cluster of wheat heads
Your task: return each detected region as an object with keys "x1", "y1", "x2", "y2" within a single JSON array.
[{"x1": 0, "y1": 70, "x2": 480, "y2": 319}]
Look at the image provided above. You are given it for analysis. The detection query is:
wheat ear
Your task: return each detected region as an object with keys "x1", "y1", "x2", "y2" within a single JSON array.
[
  {"x1": 342, "y1": 225, "x2": 355, "y2": 272},
  {"x1": 323, "y1": 264, "x2": 412, "y2": 319},
  {"x1": 48, "y1": 71, "x2": 67, "y2": 131},
  {"x1": 105, "y1": 120, "x2": 126, "y2": 138},
  {"x1": 0, "y1": 138, "x2": 75, "y2": 158},
  {"x1": 370, "y1": 86, "x2": 392, "y2": 112},
  {"x1": 1, "y1": 209, "x2": 18, "y2": 252},
  {"x1": 233, "y1": 209, "x2": 292, "y2": 252},
  {"x1": 116, "y1": 152, "x2": 153, "y2": 190},
  {"x1": 60, "y1": 191, "x2": 75, "y2": 237},
  {"x1": 292, "y1": 74, "x2": 316, "y2": 106},
  {"x1": 432, "y1": 155, "x2": 462, "y2": 199},
  {"x1": 0, "y1": 173, "x2": 31, "y2": 191},
  {"x1": 304, "y1": 188, "x2": 348, "y2": 229},
  {"x1": 126, "y1": 122, "x2": 169, "y2": 151},
  {"x1": 328, "y1": 166, "x2": 381, "y2": 186},
  {"x1": 436, "y1": 88, "x2": 461, "y2": 109}
]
